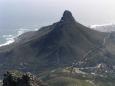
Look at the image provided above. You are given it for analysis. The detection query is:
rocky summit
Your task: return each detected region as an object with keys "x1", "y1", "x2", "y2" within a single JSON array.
[{"x1": 60, "y1": 10, "x2": 75, "y2": 22}]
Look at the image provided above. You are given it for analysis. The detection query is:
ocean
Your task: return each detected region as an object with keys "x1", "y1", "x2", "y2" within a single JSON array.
[
  {"x1": 0, "y1": 10, "x2": 59, "y2": 47},
  {"x1": 0, "y1": 1, "x2": 59, "y2": 47},
  {"x1": 0, "y1": 26, "x2": 37, "y2": 47}
]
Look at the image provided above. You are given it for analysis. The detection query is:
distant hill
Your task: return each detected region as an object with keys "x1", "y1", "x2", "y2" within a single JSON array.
[{"x1": 90, "y1": 24, "x2": 115, "y2": 32}]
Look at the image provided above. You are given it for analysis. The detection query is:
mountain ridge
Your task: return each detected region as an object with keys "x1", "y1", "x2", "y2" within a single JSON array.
[{"x1": 0, "y1": 10, "x2": 114, "y2": 76}]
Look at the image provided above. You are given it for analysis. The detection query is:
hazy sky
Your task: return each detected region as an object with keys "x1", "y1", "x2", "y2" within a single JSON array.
[{"x1": 1, "y1": 0, "x2": 115, "y2": 29}]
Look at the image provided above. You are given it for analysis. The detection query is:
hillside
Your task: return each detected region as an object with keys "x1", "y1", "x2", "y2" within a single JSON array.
[{"x1": 0, "y1": 10, "x2": 114, "y2": 76}]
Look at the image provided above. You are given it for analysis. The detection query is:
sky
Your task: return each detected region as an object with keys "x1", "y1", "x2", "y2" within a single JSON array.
[{"x1": 0, "y1": 0, "x2": 115, "y2": 30}]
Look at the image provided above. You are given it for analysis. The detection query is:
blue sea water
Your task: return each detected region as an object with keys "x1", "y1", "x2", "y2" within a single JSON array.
[
  {"x1": 0, "y1": 13, "x2": 58, "y2": 47},
  {"x1": 0, "y1": 2, "x2": 61, "y2": 47},
  {"x1": 0, "y1": 26, "x2": 39, "y2": 47}
]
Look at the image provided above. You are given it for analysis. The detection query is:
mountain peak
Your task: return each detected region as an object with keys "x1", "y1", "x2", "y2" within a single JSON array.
[{"x1": 60, "y1": 10, "x2": 75, "y2": 22}]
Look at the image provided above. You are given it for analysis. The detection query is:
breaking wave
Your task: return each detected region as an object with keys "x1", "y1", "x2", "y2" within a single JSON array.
[{"x1": 0, "y1": 27, "x2": 39, "y2": 47}]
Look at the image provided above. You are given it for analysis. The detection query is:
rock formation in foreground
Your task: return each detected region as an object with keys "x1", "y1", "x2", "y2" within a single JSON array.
[{"x1": 3, "y1": 71, "x2": 47, "y2": 86}]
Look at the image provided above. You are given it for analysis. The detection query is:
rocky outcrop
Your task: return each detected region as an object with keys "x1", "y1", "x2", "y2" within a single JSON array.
[
  {"x1": 3, "y1": 71, "x2": 47, "y2": 86},
  {"x1": 60, "y1": 10, "x2": 75, "y2": 22}
]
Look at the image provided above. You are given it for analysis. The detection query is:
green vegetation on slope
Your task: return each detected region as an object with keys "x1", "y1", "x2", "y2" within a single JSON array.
[
  {"x1": 39, "y1": 68, "x2": 115, "y2": 86},
  {"x1": 47, "y1": 77, "x2": 93, "y2": 86}
]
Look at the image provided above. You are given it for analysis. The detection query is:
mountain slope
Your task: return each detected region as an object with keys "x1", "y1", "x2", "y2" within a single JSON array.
[{"x1": 0, "y1": 10, "x2": 113, "y2": 75}]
